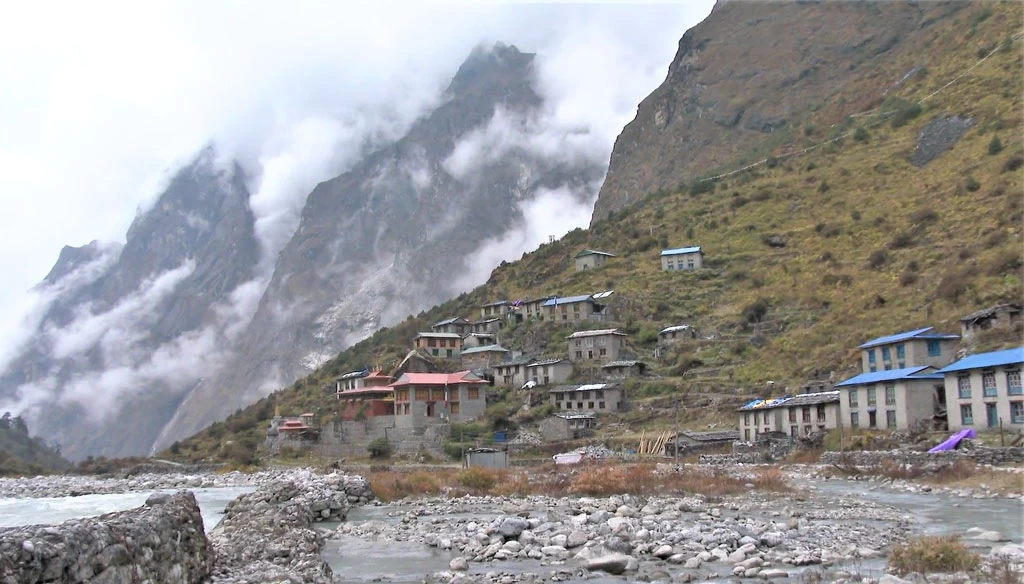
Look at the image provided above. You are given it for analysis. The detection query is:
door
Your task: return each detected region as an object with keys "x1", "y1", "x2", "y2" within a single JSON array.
[
  {"x1": 986, "y1": 403, "x2": 998, "y2": 428},
  {"x1": 426, "y1": 402, "x2": 435, "y2": 418}
]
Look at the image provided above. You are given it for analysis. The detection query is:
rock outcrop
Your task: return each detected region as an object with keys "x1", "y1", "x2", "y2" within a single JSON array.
[
  {"x1": 0, "y1": 491, "x2": 211, "y2": 584},
  {"x1": 590, "y1": 1, "x2": 970, "y2": 222}
]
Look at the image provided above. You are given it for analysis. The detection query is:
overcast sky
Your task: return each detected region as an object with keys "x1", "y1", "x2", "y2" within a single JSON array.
[{"x1": 0, "y1": 1, "x2": 715, "y2": 357}]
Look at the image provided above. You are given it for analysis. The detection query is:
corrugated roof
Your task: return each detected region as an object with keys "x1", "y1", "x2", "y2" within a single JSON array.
[
  {"x1": 574, "y1": 249, "x2": 616, "y2": 258},
  {"x1": 460, "y1": 344, "x2": 510, "y2": 355},
  {"x1": 591, "y1": 290, "x2": 614, "y2": 299},
  {"x1": 960, "y1": 304, "x2": 1022, "y2": 323},
  {"x1": 415, "y1": 331, "x2": 462, "y2": 339},
  {"x1": 389, "y1": 371, "x2": 487, "y2": 387},
  {"x1": 661, "y1": 246, "x2": 702, "y2": 256},
  {"x1": 337, "y1": 386, "x2": 393, "y2": 396},
  {"x1": 550, "y1": 383, "x2": 617, "y2": 393},
  {"x1": 679, "y1": 430, "x2": 740, "y2": 442},
  {"x1": 738, "y1": 391, "x2": 841, "y2": 411},
  {"x1": 835, "y1": 366, "x2": 941, "y2": 387},
  {"x1": 433, "y1": 317, "x2": 469, "y2": 327},
  {"x1": 542, "y1": 294, "x2": 594, "y2": 306},
  {"x1": 337, "y1": 369, "x2": 369, "y2": 380},
  {"x1": 602, "y1": 360, "x2": 644, "y2": 368},
  {"x1": 659, "y1": 325, "x2": 691, "y2": 334},
  {"x1": 937, "y1": 348, "x2": 1024, "y2": 374},
  {"x1": 472, "y1": 318, "x2": 502, "y2": 325},
  {"x1": 567, "y1": 328, "x2": 624, "y2": 338},
  {"x1": 495, "y1": 355, "x2": 536, "y2": 368},
  {"x1": 481, "y1": 300, "x2": 509, "y2": 307},
  {"x1": 857, "y1": 326, "x2": 959, "y2": 349},
  {"x1": 529, "y1": 358, "x2": 567, "y2": 367},
  {"x1": 555, "y1": 413, "x2": 596, "y2": 420}
]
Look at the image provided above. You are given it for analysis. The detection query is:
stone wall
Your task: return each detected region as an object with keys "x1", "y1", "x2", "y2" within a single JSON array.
[
  {"x1": 700, "y1": 439, "x2": 792, "y2": 465},
  {"x1": 0, "y1": 491, "x2": 211, "y2": 584},
  {"x1": 263, "y1": 417, "x2": 451, "y2": 459},
  {"x1": 821, "y1": 446, "x2": 1024, "y2": 468}
]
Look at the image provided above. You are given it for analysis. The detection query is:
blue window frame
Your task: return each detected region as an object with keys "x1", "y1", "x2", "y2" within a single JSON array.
[
  {"x1": 927, "y1": 339, "x2": 941, "y2": 357},
  {"x1": 882, "y1": 347, "x2": 891, "y2": 362},
  {"x1": 1008, "y1": 370, "x2": 1022, "y2": 396},
  {"x1": 896, "y1": 344, "x2": 905, "y2": 359},
  {"x1": 867, "y1": 350, "x2": 876, "y2": 363},
  {"x1": 960, "y1": 404, "x2": 973, "y2": 426}
]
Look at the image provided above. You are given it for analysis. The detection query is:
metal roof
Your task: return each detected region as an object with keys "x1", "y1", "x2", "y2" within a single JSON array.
[
  {"x1": 738, "y1": 391, "x2": 840, "y2": 411},
  {"x1": 857, "y1": 326, "x2": 959, "y2": 349},
  {"x1": 567, "y1": 328, "x2": 624, "y2": 339},
  {"x1": 390, "y1": 371, "x2": 488, "y2": 387},
  {"x1": 433, "y1": 317, "x2": 469, "y2": 327},
  {"x1": 415, "y1": 331, "x2": 462, "y2": 338},
  {"x1": 495, "y1": 355, "x2": 536, "y2": 368},
  {"x1": 550, "y1": 383, "x2": 617, "y2": 393},
  {"x1": 555, "y1": 413, "x2": 596, "y2": 420},
  {"x1": 460, "y1": 344, "x2": 510, "y2": 355},
  {"x1": 591, "y1": 290, "x2": 614, "y2": 299},
  {"x1": 602, "y1": 360, "x2": 645, "y2": 368},
  {"x1": 529, "y1": 358, "x2": 568, "y2": 367},
  {"x1": 481, "y1": 300, "x2": 509, "y2": 307},
  {"x1": 574, "y1": 249, "x2": 616, "y2": 258},
  {"x1": 960, "y1": 304, "x2": 1022, "y2": 323},
  {"x1": 659, "y1": 325, "x2": 691, "y2": 334},
  {"x1": 542, "y1": 294, "x2": 594, "y2": 306},
  {"x1": 835, "y1": 366, "x2": 941, "y2": 387},
  {"x1": 678, "y1": 430, "x2": 740, "y2": 442},
  {"x1": 336, "y1": 369, "x2": 369, "y2": 380},
  {"x1": 937, "y1": 348, "x2": 1024, "y2": 374},
  {"x1": 661, "y1": 246, "x2": 702, "y2": 256}
]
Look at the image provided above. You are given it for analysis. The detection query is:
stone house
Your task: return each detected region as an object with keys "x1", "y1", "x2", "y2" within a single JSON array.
[
  {"x1": 574, "y1": 249, "x2": 615, "y2": 271},
  {"x1": 661, "y1": 246, "x2": 703, "y2": 271},
  {"x1": 494, "y1": 355, "x2": 535, "y2": 388},
  {"x1": 413, "y1": 332, "x2": 462, "y2": 358},
  {"x1": 480, "y1": 301, "x2": 510, "y2": 320},
  {"x1": 462, "y1": 332, "x2": 497, "y2": 349},
  {"x1": 665, "y1": 430, "x2": 739, "y2": 456},
  {"x1": 525, "y1": 358, "x2": 574, "y2": 387},
  {"x1": 337, "y1": 386, "x2": 395, "y2": 420},
  {"x1": 738, "y1": 391, "x2": 841, "y2": 442},
  {"x1": 460, "y1": 344, "x2": 511, "y2": 373},
  {"x1": 335, "y1": 369, "x2": 393, "y2": 396},
  {"x1": 938, "y1": 348, "x2": 1024, "y2": 431},
  {"x1": 658, "y1": 324, "x2": 696, "y2": 345},
  {"x1": 432, "y1": 317, "x2": 472, "y2": 336},
  {"x1": 567, "y1": 329, "x2": 627, "y2": 363},
  {"x1": 550, "y1": 383, "x2": 625, "y2": 413},
  {"x1": 857, "y1": 326, "x2": 960, "y2": 373},
  {"x1": 393, "y1": 349, "x2": 441, "y2": 376},
  {"x1": 602, "y1": 360, "x2": 646, "y2": 380},
  {"x1": 509, "y1": 297, "x2": 553, "y2": 322},
  {"x1": 471, "y1": 318, "x2": 506, "y2": 334},
  {"x1": 539, "y1": 413, "x2": 596, "y2": 441},
  {"x1": 835, "y1": 367, "x2": 944, "y2": 432},
  {"x1": 960, "y1": 304, "x2": 1022, "y2": 341},
  {"x1": 390, "y1": 371, "x2": 488, "y2": 429},
  {"x1": 541, "y1": 293, "x2": 614, "y2": 323}
]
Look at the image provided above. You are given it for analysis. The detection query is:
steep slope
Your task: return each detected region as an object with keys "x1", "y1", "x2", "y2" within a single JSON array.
[
  {"x1": 0, "y1": 413, "x2": 70, "y2": 476},
  {"x1": 0, "y1": 148, "x2": 260, "y2": 460},
  {"x1": 169, "y1": 0, "x2": 1022, "y2": 462},
  {"x1": 154, "y1": 44, "x2": 604, "y2": 447},
  {"x1": 592, "y1": 0, "x2": 982, "y2": 222}
]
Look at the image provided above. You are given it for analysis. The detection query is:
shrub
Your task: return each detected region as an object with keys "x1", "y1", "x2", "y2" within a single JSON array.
[
  {"x1": 853, "y1": 126, "x2": 870, "y2": 142},
  {"x1": 455, "y1": 467, "x2": 499, "y2": 491},
  {"x1": 936, "y1": 270, "x2": 969, "y2": 302},
  {"x1": 986, "y1": 250, "x2": 1023, "y2": 276},
  {"x1": 850, "y1": 210, "x2": 861, "y2": 221},
  {"x1": 367, "y1": 437, "x2": 392, "y2": 459},
  {"x1": 909, "y1": 208, "x2": 939, "y2": 224},
  {"x1": 890, "y1": 101, "x2": 922, "y2": 128},
  {"x1": 988, "y1": 135, "x2": 1003, "y2": 155},
  {"x1": 965, "y1": 176, "x2": 981, "y2": 192},
  {"x1": 1004, "y1": 155, "x2": 1024, "y2": 172},
  {"x1": 742, "y1": 299, "x2": 770, "y2": 324},
  {"x1": 766, "y1": 156, "x2": 779, "y2": 169},
  {"x1": 689, "y1": 180, "x2": 716, "y2": 196},
  {"x1": 984, "y1": 229, "x2": 1008, "y2": 249},
  {"x1": 900, "y1": 269, "x2": 919, "y2": 287},
  {"x1": 888, "y1": 231, "x2": 917, "y2": 249},
  {"x1": 889, "y1": 536, "x2": 980, "y2": 576},
  {"x1": 867, "y1": 249, "x2": 888, "y2": 269},
  {"x1": 821, "y1": 273, "x2": 853, "y2": 287}
]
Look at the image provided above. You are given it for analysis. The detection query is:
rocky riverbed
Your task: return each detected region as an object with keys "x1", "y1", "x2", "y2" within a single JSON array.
[{"x1": 0, "y1": 468, "x2": 306, "y2": 499}]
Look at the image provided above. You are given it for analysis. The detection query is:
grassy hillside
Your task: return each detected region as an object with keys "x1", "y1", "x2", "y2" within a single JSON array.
[
  {"x1": 0, "y1": 413, "x2": 70, "y2": 475},
  {"x1": 169, "y1": 3, "x2": 1022, "y2": 464}
]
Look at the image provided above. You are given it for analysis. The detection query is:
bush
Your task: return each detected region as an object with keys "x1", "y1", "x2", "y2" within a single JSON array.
[
  {"x1": 1004, "y1": 155, "x2": 1023, "y2": 172},
  {"x1": 890, "y1": 101, "x2": 923, "y2": 128},
  {"x1": 867, "y1": 249, "x2": 888, "y2": 269},
  {"x1": 900, "y1": 269, "x2": 919, "y2": 287},
  {"x1": 986, "y1": 250, "x2": 1023, "y2": 276},
  {"x1": 888, "y1": 231, "x2": 917, "y2": 249},
  {"x1": 741, "y1": 299, "x2": 770, "y2": 324},
  {"x1": 936, "y1": 270, "x2": 970, "y2": 302},
  {"x1": 853, "y1": 127, "x2": 869, "y2": 142},
  {"x1": 367, "y1": 438, "x2": 392, "y2": 459},
  {"x1": 455, "y1": 467, "x2": 499, "y2": 491},
  {"x1": 909, "y1": 208, "x2": 939, "y2": 224},
  {"x1": 889, "y1": 536, "x2": 980, "y2": 576},
  {"x1": 689, "y1": 180, "x2": 716, "y2": 196},
  {"x1": 988, "y1": 135, "x2": 1003, "y2": 155},
  {"x1": 965, "y1": 176, "x2": 981, "y2": 192}
]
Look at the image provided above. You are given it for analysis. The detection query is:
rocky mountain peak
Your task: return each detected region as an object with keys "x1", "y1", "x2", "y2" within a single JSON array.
[{"x1": 446, "y1": 42, "x2": 534, "y2": 99}]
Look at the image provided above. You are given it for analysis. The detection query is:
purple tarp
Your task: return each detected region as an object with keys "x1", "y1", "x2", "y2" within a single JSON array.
[{"x1": 928, "y1": 428, "x2": 978, "y2": 453}]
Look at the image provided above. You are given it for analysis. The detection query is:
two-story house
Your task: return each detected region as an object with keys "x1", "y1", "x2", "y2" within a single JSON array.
[
  {"x1": 413, "y1": 332, "x2": 462, "y2": 358},
  {"x1": 574, "y1": 249, "x2": 615, "y2": 271},
  {"x1": 494, "y1": 355, "x2": 535, "y2": 388},
  {"x1": 335, "y1": 369, "x2": 393, "y2": 396},
  {"x1": 938, "y1": 348, "x2": 1024, "y2": 431},
  {"x1": 737, "y1": 391, "x2": 841, "y2": 442},
  {"x1": 432, "y1": 317, "x2": 472, "y2": 336},
  {"x1": 857, "y1": 327, "x2": 960, "y2": 372},
  {"x1": 525, "y1": 358, "x2": 573, "y2": 386},
  {"x1": 390, "y1": 371, "x2": 488, "y2": 429},
  {"x1": 460, "y1": 344, "x2": 511, "y2": 373},
  {"x1": 661, "y1": 246, "x2": 704, "y2": 271},
  {"x1": 480, "y1": 301, "x2": 510, "y2": 320},
  {"x1": 567, "y1": 329, "x2": 627, "y2": 363},
  {"x1": 541, "y1": 293, "x2": 614, "y2": 323},
  {"x1": 836, "y1": 367, "x2": 945, "y2": 431},
  {"x1": 550, "y1": 383, "x2": 625, "y2": 413},
  {"x1": 509, "y1": 297, "x2": 553, "y2": 322}
]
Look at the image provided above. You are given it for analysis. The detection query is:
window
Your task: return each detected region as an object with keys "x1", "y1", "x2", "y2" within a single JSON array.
[
  {"x1": 596, "y1": 390, "x2": 605, "y2": 399},
  {"x1": 884, "y1": 384, "x2": 896, "y2": 406},
  {"x1": 446, "y1": 349, "x2": 453, "y2": 358},
  {"x1": 850, "y1": 412, "x2": 859, "y2": 428},
  {"x1": 431, "y1": 349, "x2": 439, "y2": 356},
  {"x1": 744, "y1": 429, "x2": 750, "y2": 441},
  {"x1": 896, "y1": 344, "x2": 905, "y2": 359},
  {"x1": 886, "y1": 410, "x2": 897, "y2": 428},
  {"x1": 958, "y1": 375, "x2": 972, "y2": 399},
  {"x1": 867, "y1": 387, "x2": 877, "y2": 406},
  {"x1": 816, "y1": 404, "x2": 826, "y2": 422},
  {"x1": 588, "y1": 402, "x2": 594, "y2": 409},
  {"x1": 575, "y1": 351, "x2": 582, "y2": 359},
  {"x1": 802, "y1": 407, "x2": 811, "y2": 423},
  {"x1": 983, "y1": 371, "x2": 997, "y2": 397},
  {"x1": 450, "y1": 402, "x2": 460, "y2": 414},
  {"x1": 555, "y1": 402, "x2": 562, "y2": 409},
  {"x1": 599, "y1": 348, "x2": 607, "y2": 356},
  {"x1": 868, "y1": 350, "x2": 876, "y2": 364},
  {"x1": 869, "y1": 365, "x2": 877, "y2": 373},
  {"x1": 566, "y1": 402, "x2": 572, "y2": 409},
  {"x1": 788, "y1": 409, "x2": 796, "y2": 423},
  {"x1": 468, "y1": 387, "x2": 480, "y2": 400},
  {"x1": 577, "y1": 402, "x2": 583, "y2": 409},
  {"x1": 849, "y1": 389, "x2": 859, "y2": 407},
  {"x1": 1012, "y1": 402, "x2": 1024, "y2": 424},
  {"x1": 1009, "y1": 370, "x2": 1023, "y2": 396},
  {"x1": 868, "y1": 411, "x2": 877, "y2": 428},
  {"x1": 396, "y1": 389, "x2": 409, "y2": 401},
  {"x1": 927, "y1": 339, "x2": 941, "y2": 357},
  {"x1": 599, "y1": 401, "x2": 605, "y2": 409},
  {"x1": 763, "y1": 411, "x2": 769, "y2": 425},
  {"x1": 415, "y1": 388, "x2": 429, "y2": 400},
  {"x1": 884, "y1": 364, "x2": 892, "y2": 371},
  {"x1": 744, "y1": 413, "x2": 750, "y2": 425},
  {"x1": 960, "y1": 404, "x2": 973, "y2": 425},
  {"x1": 575, "y1": 340, "x2": 581, "y2": 347},
  {"x1": 881, "y1": 347, "x2": 891, "y2": 362}
]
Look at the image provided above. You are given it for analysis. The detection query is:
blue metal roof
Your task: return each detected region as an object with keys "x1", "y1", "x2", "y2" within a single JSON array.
[
  {"x1": 857, "y1": 326, "x2": 959, "y2": 349},
  {"x1": 661, "y1": 246, "x2": 702, "y2": 256},
  {"x1": 835, "y1": 366, "x2": 941, "y2": 387},
  {"x1": 542, "y1": 294, "x2": 593, "y2": 306},
  {"x1": 937, "y1": 348, "x2": 1024, "y2": 374}
]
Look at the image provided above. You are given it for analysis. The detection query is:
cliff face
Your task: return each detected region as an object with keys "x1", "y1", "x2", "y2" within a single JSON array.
[
  {"x1": 156, "y1": 44, "x2": 603, "y2": 447},
  {"x1": 591, "y1": 0, "x2": 969, "y2": 222}
]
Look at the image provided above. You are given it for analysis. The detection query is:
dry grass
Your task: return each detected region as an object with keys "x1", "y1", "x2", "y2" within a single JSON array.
[
  {"x1": 367, "y1": 462, "x2": 791, "y2": 501},
  {"x1": 785, "y1": 448, "x2": 823, "y2": 464},
  {"x1": 889, "y1": 535, "x2": 980, "y2": 576},
  {"x1": 827, "y1": 459, "x2": 1024, "y2": 497}
]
